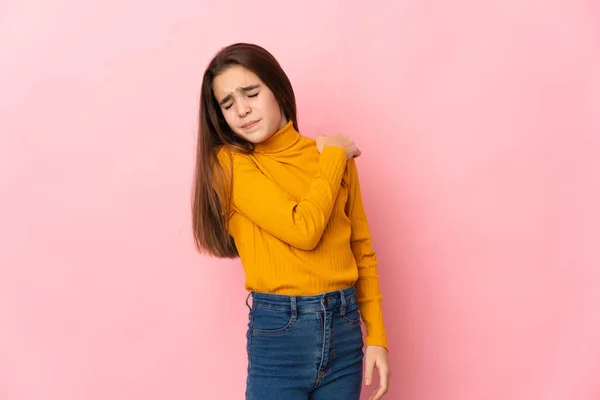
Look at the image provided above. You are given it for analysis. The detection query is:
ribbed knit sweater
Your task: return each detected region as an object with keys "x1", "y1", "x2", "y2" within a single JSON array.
[{"x1": 216, "y1": 121, "x2": 387, "y2": 348}]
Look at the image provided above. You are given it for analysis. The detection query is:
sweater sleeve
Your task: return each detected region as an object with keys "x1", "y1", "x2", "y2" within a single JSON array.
[
  {"x1": 216, "y1": 146, "x2": 348, "y2": 250},
  {"x1": 346, "y1": 158, "x2": 388, "y2": 350}
]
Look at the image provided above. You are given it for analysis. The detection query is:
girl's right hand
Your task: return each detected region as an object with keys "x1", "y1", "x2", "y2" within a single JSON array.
[{"x1": 316, "y1": 134, "x2": 362, "y2": 160}]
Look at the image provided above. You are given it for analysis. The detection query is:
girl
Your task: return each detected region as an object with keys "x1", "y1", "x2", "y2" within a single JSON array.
[{"x1": 192, "y1": 43, "x2": 390, "y2": 400}]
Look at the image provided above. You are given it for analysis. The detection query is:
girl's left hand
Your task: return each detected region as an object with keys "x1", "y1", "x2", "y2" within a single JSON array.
[{"x1": 364, "y1": 345, "x2": 390, "y2": 399}]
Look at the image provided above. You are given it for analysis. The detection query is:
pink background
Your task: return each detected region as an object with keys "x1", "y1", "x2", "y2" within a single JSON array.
[{"x1": 1, "y1": 1, "x2": 599, "y2": 399}]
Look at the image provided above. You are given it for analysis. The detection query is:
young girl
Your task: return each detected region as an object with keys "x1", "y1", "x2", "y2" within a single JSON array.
[{"x1": 192, "y1": 43, "x2": 390, "y2": 400}]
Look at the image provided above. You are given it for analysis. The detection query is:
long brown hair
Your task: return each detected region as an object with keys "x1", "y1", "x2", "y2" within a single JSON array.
[{"x1": 192, "y1": 43, "x2": 298, "y2": 258}]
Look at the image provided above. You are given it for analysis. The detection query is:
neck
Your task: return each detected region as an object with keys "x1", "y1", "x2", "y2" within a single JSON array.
[{"x1": 254, "y1": 120, "x2": 300, "y2": 153}]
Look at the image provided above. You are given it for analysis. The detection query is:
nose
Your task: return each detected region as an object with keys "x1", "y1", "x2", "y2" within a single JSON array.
[{"x1": 234, "y1": 99, "x2": 251, "y2": 118}]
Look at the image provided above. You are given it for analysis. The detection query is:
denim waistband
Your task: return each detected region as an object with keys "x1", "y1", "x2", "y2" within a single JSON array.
[{"x1": 246, "y1": 286, "x2": 358, "y2": 314}]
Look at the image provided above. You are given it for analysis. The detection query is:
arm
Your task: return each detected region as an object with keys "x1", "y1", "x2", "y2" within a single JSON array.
[
  {"x1": 216, "y1": 146, "x2": 347, "y2": 250},
  {"x1": 346, "y1": 158, "x2": 388, "y2": 349}
]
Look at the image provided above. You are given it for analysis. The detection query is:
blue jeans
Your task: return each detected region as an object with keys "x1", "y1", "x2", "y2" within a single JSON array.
[{"x1": 245, "y1": 286, "x2": 364, "y2": 400}]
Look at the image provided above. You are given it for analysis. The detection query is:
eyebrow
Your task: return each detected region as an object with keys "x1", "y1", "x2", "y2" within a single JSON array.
[{"x1": 218, "y1": 84, "x2": 261, "y2": 106}]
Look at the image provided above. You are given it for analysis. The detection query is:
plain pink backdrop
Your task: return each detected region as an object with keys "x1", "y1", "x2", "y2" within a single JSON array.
[{"x1": 1, "y1": 1, "x2": 599, "y2": 399}]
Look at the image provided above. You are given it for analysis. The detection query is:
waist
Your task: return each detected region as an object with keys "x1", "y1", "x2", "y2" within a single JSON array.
[{"x1": 249, "y1": 285, "x2": 357, "y2": 313}]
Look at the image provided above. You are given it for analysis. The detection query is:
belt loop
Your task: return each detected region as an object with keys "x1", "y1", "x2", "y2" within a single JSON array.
[
  {"x1": 339, "y1": 290, "x2": 346, "y2": 316},
  {"x1": 245, "y1": 292, "x2": 253, "y2": 310},
  {"x1": 291, "y1": 296, "x2": 297, "y2": 321}
]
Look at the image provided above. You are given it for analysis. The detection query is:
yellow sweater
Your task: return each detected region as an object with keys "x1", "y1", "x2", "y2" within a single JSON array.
[{"x1": 216, "y1": 121, "x2": 387, "y2": 348}]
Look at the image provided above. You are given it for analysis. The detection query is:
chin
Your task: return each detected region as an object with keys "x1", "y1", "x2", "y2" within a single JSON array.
[{"x1": 235, "y1": 125, "x2": 275, "y2": 144}]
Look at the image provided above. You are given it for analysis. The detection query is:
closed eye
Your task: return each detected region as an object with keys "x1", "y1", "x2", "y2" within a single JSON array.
[{"x1": 220, "y1": 88, "x2": 259, "y2": 110}]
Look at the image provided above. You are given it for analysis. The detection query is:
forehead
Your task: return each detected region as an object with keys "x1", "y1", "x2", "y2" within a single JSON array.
[{"x1": 212, "y1": 65, "x2": 262, "y2": 98}]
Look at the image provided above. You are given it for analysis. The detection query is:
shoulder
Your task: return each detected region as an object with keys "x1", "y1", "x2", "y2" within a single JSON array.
[
  {"x1": 214, "y1": 145, "x2": 252, "y2": 166},
  {"x1": 299, "y1": 134, "x2": 316, "y2": 144},
  {"x1": 346, "y1": 156, "x2": 358, "y2": 170},
  {"x1": 297, "y1": 134, "x2": 316, "y2": 150},
  {"x1": 214, "y1": 146, "x2": 260, "y2": 179},
  {"x1": 294, "y1": 134, "x2": 319, "y2": 157},
  {"x1": 344, "y1": 157, "x2": 359, "y2": 183}
]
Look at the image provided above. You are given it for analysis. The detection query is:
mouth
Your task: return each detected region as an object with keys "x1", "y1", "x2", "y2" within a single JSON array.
[{"x1": 241, "y1": 120, "x2": 260, "y2": 129}]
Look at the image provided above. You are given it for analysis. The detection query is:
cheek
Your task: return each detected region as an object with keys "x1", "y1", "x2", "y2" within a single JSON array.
[
  {"x1": 263, "y1": 95, "x2": 281, "y2": 117},
  {"x1": 222, "y1": 110, "x2": 237, "y2": 127}
]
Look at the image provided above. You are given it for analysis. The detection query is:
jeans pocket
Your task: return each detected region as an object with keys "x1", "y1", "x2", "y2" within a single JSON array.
[
  {"x1": 341, "y1": 301, "x2": 362, "y2": 326},
  {"x1": 250, "y1": 306, "x2": 296, "y2": 337}
]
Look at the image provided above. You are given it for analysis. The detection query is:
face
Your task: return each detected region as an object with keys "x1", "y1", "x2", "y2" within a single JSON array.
[{"x1": 212, "y1": 65, "x2": 287, "y2": 144}]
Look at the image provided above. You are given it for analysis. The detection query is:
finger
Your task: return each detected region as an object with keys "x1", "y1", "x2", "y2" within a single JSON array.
[
  {"x1": 372, "y1": 368, "x2": 390, "y2": 400},
  {"x1": 371, "y1": 384, "x2": 387, "y2": 400},
  {"x1": 364, "y1": 358, "x2": 374, "y2": 386}
]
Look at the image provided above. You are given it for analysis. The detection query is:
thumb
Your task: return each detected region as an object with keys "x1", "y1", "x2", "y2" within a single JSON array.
[{"x1": 364, "y1": 359, "x2": 374, "y2": 386}]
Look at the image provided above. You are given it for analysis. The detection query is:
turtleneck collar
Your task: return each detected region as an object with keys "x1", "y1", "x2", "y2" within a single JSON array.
[{"x1": 254, "y1": 120, "x2": 300, "y2": 153}]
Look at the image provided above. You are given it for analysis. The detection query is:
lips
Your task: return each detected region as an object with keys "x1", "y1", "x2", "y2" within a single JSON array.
[{"x1": 241, "y1": 120, "x2": 260, "y2": 129}]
